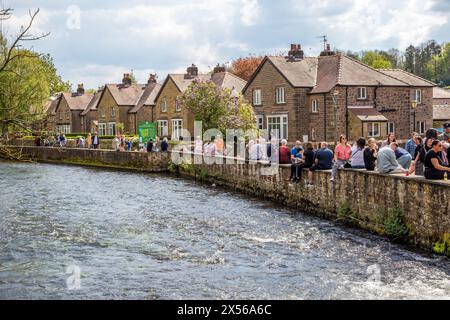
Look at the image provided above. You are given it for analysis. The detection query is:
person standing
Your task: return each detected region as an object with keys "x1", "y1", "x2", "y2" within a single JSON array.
[
  {"x1": 194, "y1": 136, "x2": 203, "y2": 154},
  {"x1": 405, "y1": 132, "x2": 418, "y2": 157},
  {"x1": 161, "y1": 137, "x2": 169, "y2": 152},
  {"x1": 381, "y1": 132, "x2": 396, "y2": 148},
  {"x1": 147, "y1": 139, "x2": 154, "y2": 153},
  {"x1": 112, "y1": 135, "x2": 120, "y2": 151},
  {"x1": 86, "y1": 133, "x2": 92, "y2": 149},
  {"x1": 438, "y1": 122, "x2": 450, "y2": 142},
  {"x1": 92, "y1": 132, "x2": 100, "y2": 149},
  {"x1": 279, "y1": 139, "x2": 291, "y2": 165}
]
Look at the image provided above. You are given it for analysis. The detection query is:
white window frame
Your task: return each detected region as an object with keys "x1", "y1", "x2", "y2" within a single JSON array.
[
  {"x1": 58, "y1": 124, "x2": 70, "y2": 134},
  {"x1": 312, "y1": 99, "x2": 318, "y2": 113},
  {"x1": 256, "y1": 114, "x2": 264, "y2": 130},
  {"x1": 253, "y1": 89, "x2": 262, "y2": 106},
  {"x1": 368, "y1": 122, "x2": 380, "y2": 138},
  {"x1": 108, "y1": 122, "x2": 116, "y2": 136},
  {"x1": 357, "y1": 87, "x2": 367, "y2": 100},
  {"x1": 417, "y1": 121, "x2": 426, "y2": 135},
  {"x1": 415, "y1": 89, "x2": 422, "y2": 104},
  {"x1": 98, "y1": 123, "x2": 107, "y2": 136},
  {"x1": 171, "y1": 119, "x2": 183, "y2": 140},
  {"x1": 157, "y1": 120, "x2": 168, "y2": 137},
  {"x1": 275, "y1": 87, "x2": 286, "y2": 104},
  {"x1": 175, "y1": 99, "x2": 181, "y2": 112},
  {"x1": 387, "y1": 122, "x2": 395, "y2": 134},
  {"x1": 111, "y1": 107, "x2": 116, "y2": 117},
  {"x1": 161, "y1": 99, "x2": 167, "y2": 113},
  {"x1": 267, "y1": 115, "x2": 288, "y2": 140}
]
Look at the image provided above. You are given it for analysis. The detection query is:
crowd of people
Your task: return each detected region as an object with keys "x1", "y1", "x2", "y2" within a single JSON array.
[
  {"x1": 281, "y1": 122, "x2": 450, "y2": 185},
  {"x1": 29, "y1": 122, "x2": 450, "y2": 183}
]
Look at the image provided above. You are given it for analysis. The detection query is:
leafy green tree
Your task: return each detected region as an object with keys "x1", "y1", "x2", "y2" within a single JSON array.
[
  {"x1": 361, "y1": 51, "x2": 392, "y2": 69},
  {"x1": 180, "y1": 80, "x2": 256, "y2": 133}
]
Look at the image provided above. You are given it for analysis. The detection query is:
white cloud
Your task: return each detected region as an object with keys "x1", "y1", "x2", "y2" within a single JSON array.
[{"x1": 240, "y1": 0, "x2": 260, "y2": 26}]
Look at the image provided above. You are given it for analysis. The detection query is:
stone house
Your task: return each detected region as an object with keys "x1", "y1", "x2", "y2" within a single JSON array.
[
  {"x1": 243, "y1": 44, "x2": 435, "y2": 142},
  {"x1": 43, "y1": 98, "x2": 60, "y2": 132},
  {"x1": 432, "y1": 87, "x2": 450, "y2": 128},
  {"x1": 95, "y1": 74, "x2": 161, "y2": 136},
  {"x1": 154, "y1": 64, "x2": 246, "y2": 140},
  {"x1": 53, "y1": 84, "x2": 94, "y2": 134},
  {"x1": 80, "y1": 87, "x2": 102, "y2": 134}
]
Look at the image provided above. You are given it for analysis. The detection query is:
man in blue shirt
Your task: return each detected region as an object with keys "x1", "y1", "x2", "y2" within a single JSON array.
[
  {"x1": 307, "y1": 142, "x2": 334, "y2": 186},
  {"x1": 405, "y1": 132, "x2": 418, "y2": 157},
  {"x1": 290, "y1": 141, "x2": 304, "y2": 182}
]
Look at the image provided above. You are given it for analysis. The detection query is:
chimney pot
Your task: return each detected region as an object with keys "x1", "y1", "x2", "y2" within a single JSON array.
[
  {"x1": 148, "y1": 73, "x2": 157, "y2": 84},
  {"x1": 186, "y1": 64, "x2": 199, "y2": 78},
  {"x1": 77, "y1": 83, "x2": 85, "y2": 95},
  {"x1": 287, "y1": 43, "x2": 304, "y2": 61},
  {"x1": 122, "y1": 73, "x2": 132, "y2": 86},
  {"x1": 213, "y1": 63, "x2": 226, "y2": 74}
]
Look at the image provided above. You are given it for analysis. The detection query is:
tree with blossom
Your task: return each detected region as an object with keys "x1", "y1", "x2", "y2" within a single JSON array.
[{"x1": 180, "y1": 80, "x2": 256, "y2": 133}]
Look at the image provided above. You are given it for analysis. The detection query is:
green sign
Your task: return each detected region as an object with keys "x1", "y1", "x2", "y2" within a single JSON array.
[{"x1": 138, "y1": 122, "x2": 157, "y2": 142}]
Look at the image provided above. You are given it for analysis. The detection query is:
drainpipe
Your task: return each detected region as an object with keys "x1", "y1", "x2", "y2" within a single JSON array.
[
  {"x1": 345, "y1": 87, "x2": 349, "y2": 138},
  {"x1": 323, "y1": 93, "x2": 327, "y2": 141}
]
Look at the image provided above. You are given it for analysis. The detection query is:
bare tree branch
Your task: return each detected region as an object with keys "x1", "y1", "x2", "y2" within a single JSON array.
[{"x1": 0, "y1": 8, "x2": 50, "y2": 74}]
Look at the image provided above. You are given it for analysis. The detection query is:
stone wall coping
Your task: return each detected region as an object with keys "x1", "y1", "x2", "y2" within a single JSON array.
[{"x1": 5, "y1": 145, "x2": 450, "y2": 188}]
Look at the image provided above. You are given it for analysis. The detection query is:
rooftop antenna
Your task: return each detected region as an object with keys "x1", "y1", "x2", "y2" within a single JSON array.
[{"x1": 317, "y1": 35, "x2": 328, "y2": 51}]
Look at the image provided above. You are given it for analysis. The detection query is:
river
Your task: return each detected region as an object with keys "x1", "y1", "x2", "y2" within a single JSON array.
[{"x1": 0, "y1": 161, "x2": 449, "y2": 299}]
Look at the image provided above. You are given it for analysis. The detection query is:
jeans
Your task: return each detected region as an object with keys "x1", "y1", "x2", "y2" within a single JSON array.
[
  {"x1": 331, "y1": 160, "x2": 346, "y2": 179},
  {"x1": 398, "y1": 154, "x2": 412, "y2": 170}
]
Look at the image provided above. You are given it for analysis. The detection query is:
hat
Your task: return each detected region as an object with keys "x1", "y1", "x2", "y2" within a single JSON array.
[{"x1": 444, "y1": 122, "x2": 450, "y2": 129}]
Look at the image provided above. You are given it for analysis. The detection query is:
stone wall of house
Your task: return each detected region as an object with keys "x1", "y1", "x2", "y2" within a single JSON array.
[
  {"x1": 4, "y1": 146, "x2": 449, "y2": 255},
  {"x1": 154, "y1": 78, "x2": 195, "y2": 139}
]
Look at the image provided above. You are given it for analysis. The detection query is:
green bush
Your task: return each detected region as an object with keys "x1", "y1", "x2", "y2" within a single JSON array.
[{"x1": 384, "y1": 206, "x2": 409, "y2": 239}]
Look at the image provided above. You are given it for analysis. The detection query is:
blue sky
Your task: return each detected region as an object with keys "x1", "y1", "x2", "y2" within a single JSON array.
[{"x1": 2, "y1": 0, "x2": 449, "y2": 89}]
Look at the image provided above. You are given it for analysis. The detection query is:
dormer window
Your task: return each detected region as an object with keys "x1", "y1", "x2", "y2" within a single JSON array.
[
  {"x1": 357, "y1": 87, "x2": 367, "y2": 100},
  {"x1": 276, "y1": 87, "x2": 285, "y2": 104}
]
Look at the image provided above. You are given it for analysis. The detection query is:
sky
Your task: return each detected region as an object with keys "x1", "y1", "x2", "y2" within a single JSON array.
[{"x1": 2, "y1": 0, "x2": 450, "y2": 89}]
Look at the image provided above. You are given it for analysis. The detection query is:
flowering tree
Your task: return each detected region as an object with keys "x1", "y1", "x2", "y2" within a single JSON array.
[
  {"x1": 229, "y1": 56, "x2": 263, "y2": 81},
  {"x1": 180, "y1": 80, "x2": 256, "y2": 133}
]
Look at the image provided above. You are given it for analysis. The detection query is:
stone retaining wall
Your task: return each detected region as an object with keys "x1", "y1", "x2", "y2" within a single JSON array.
[{"x1": 3, "y1": 146, "x2": 449, "y2": 255}]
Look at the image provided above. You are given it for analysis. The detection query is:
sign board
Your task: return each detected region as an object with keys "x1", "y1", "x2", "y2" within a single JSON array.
[{"x1": 138, "y1": 122, "x2": 157, "y2": 142}]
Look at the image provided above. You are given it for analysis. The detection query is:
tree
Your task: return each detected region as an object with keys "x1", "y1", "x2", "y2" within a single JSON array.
[
  {"x1": 180, "y1": 80, "x2": 256, "y2": 133},
  {"x1": 0, "y1": 7, "x2": 68, "y2": 137},
  {"x1": 229, "y1": 56, "x2": 263, "y2": 81},
  {"x1": 361, "y1": 51, "x2": 392, "y2": 69}
]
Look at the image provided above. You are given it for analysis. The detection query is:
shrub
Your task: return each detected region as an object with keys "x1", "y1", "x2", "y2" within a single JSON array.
[{"x1": 384, "y1": 206, "x2": 409, "y2": 240}]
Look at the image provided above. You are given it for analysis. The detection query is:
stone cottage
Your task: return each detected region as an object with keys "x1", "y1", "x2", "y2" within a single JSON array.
[
  {"x1": 53, "y1": 84, "x2": 94, "y2": 134},
  {"x1": 432, "y1": 87, "x2": 450, "y2": 128},
  {"x1": 95, "y1": 74, "x2": 161, "y2": 136},
  {"x1": 243, "y1": 44, "x2": 435, "y2": 142},
  {"x1": 154, "y1": 64, "x2": 246, "y2": 140}
]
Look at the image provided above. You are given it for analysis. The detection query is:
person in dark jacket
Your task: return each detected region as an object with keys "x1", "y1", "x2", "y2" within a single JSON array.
[
  {"x1": 363, "y1": 138, "x2": 378, "y2": 171},
  {"x1": 147, "y1": 139, "x2": 154, "y2": 153},
  {"x1": 161, "y1": 137, "x2": 169, "y2": 152}
]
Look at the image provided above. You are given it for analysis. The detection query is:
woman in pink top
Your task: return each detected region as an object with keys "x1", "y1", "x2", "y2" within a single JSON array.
[{"x1": 331, "y1": 135, "x2": 352, "y2": 181}]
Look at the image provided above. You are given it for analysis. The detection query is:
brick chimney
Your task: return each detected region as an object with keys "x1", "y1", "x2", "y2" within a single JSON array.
[
  {"x1": 77, "y1": 83, "x2": 85, "y2": 95},
  {"x1": 320, "y1": 43, "x2": 335, "y2": 56},
  {"x1": 148, "y1": 73, "x2": 157, "y2": 84},
  {"x1": 185, "y1": 64, "x2": 199, "y2": 79},
  {"x1": 287, "y1": 44, "x2": 304, "y2": 61},
  {"x1": 122, "y1": 73, "x2": 132, "y2": 86},
  {"x1": 213, "y1": 63, "x2": 226, "y2": 74}
]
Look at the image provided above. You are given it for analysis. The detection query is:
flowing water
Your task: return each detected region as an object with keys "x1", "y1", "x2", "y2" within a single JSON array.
[{"x1": 0, "y1": 161, "x2": 449, "y2": 300}]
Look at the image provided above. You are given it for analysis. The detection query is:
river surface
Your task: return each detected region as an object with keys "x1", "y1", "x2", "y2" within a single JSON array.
[{"x1": 0, "y1": 161, "x2": 449, "y2": 300}]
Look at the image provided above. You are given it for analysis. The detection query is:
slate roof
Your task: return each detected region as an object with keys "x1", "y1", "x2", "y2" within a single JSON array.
[
  {"x1": 81, "y1": 90, "x2": 102, "y2": 116},
  {"x1": 105, "y1": 84, "x2": 147, "y2": 106},
  {"x1": 433, "y1": 105, "x2": 450, "y2": 120},
  {"x1": 349, "y1": 107, "x2": 388, "y2": 122},
  {"x1": 433, "y1": 87, "x2": 450, "y2": 99},
  {"x1": 61, "y1": 92, "x2": 94, "y2": 111},
  {"x1": 129, "y1": 82, "x2": 162, "y2": 114},
  {"x1": 379, "y1": 69, "x2": 435, "y2": 87}
]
